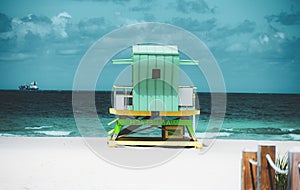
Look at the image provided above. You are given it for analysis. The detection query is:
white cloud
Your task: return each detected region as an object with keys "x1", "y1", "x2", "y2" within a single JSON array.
[
  {"x1": 274, "y1": 32, "x2": 285, "y2": 39},
  {"x1": 0, "y1": 17, "x2": 51, "y2": 41},
  {"x1": 10, "y1": 18, "x2": 30, "y2": 39},
  {"x1": 56, "y1": 49, "x2": 81, "y2": 55},
  {"x1": 0, "y1": 14, "x2": 53, "y2": 40},
  {"x1": 57, "y1": 12, "x2": 72, "y2": 19},
  {"x1": 51, "y1": 12, "x2": 72, "y2": 38},
  {"x1": 0, "y1": 53, "x2": 35, "y2": 61},
  {"x1": 259, "y1": 34, "x2": 269, "y2": 44}
]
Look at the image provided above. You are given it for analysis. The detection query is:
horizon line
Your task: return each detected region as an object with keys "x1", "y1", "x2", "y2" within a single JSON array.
[{"x1": 1, "y1": 89, "x2": 299, "y2": 95}]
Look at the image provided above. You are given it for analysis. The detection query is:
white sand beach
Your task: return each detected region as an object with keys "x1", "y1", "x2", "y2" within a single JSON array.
[{"x1": 0, "y1": 137, "x2": 299, "y2": 190}]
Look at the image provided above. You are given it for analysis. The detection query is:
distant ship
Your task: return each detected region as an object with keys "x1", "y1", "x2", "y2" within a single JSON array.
[{"x1": 19, "y1": 81, "x2": 39, "y2": 91}]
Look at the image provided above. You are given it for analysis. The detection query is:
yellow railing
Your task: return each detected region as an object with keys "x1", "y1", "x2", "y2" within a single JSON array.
[{"x1": 113, "y1": 85, "x2": 197, "y2": 110}]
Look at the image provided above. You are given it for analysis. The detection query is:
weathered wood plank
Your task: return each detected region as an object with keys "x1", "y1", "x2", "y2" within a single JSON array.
[
  {"x1": 288, "y1": 148, "x2": 300, "y2": 190},
  {"x1": 241, "y1": 150, "x2": 257, "y2": 190},
  {"x1": 257, "y1": 145, "x2": 276, "y2": 190}
]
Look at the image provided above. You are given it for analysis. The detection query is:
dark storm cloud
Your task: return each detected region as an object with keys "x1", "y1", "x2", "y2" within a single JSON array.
[
  {"x1": 23, "y1": 31, "x2": 45, "y2": 51},
  {"x1": 265, "y1": 11, "x2": 300, "y2": 25},
  {"x1": 0, "y1": 13, "x2": 11, "y2": 33},
  {"x1": 175, "y1": 0, "x2": 211, "y2": 14},
  {"x1": 234, "y1": 20, "x2": 256, "y2": 33},
  {"x1": 0, "y1": 12, "x2": 15, "y2": 52},
  {"x1": 170, "y1": 17, "x2": 217, "y2": 31},
  {"x1": 267, "y1": 37, "x2": 300, "y2": 62},
  {"x1": 216, "y1": 34, "x2": 300, "y2": 69},
  {"x1": 213, "y1": 20, "x2": 256, "y2": 39}
]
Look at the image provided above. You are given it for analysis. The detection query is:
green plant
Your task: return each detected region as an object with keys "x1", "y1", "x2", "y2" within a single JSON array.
[{"x1": 275, "y1": 153, "x2": 288, "y2": 190}]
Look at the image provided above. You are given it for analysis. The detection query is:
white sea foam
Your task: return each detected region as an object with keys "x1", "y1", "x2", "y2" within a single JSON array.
[
  {"x1": 34, "y1": 131, "x2": 72, "y2": 136},
  {"x1": 281, "y1": 128, "x2": 296, "y2": 132},
  {"x1": 25, "y1": 126, "x2": 53, "y2": 130},
  {"x1": 195, "y1": 132, "x2": 232, "y2": 139},
  {"x1": 288, "y1": 134, "x2": 300, "y2": 141},
  {"x1": 223, "y1": 128, "x2": 234, "y2": 132},
  {"x1": 0, "y1": 133, "x2": 21, "y2": 137}
]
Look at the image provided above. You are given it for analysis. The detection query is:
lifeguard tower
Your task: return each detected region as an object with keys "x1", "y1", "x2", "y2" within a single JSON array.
[{"x1": 108, "y1": 45, "x2": 202, "y2": 148}]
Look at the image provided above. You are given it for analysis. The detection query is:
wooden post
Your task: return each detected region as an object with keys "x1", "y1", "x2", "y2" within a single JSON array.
[
  {"x1": 257, "y1": 145, "x2": 276, "y2": 190},
  {"x1": 288, "y1": 147, "x2": 300, "y2": 190},
  {"x1": 241, "y1": 149, "x2": 257, "y2": 190}
]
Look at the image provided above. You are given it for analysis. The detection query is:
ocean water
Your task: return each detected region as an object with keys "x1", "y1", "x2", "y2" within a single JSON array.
[{"x1": 0, "y1": 90, "x2": 299, "y2": 141}]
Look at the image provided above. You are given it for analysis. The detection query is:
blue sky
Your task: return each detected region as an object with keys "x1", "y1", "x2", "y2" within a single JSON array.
[{"x1": 0, "y1": 0, "x2": 299, "y2": 93}]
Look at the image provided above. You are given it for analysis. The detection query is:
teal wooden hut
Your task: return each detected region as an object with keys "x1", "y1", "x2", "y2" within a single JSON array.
[{"x1": 108, "y1": 45, "x2": 202, "y2": 148}]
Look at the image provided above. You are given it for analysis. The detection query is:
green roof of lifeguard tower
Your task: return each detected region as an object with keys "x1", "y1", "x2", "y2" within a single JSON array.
[
  {"x1": 113, "y1": 45, "x2": 198, "y2": 65},
  {"x1": 132, "y1": 45, "x2": 179, "y2": 55}
]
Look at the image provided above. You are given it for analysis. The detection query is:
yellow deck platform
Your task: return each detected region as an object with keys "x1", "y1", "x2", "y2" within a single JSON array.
[{"x1": 107, "y1": 137, "x2": 202, "y2": 149}]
